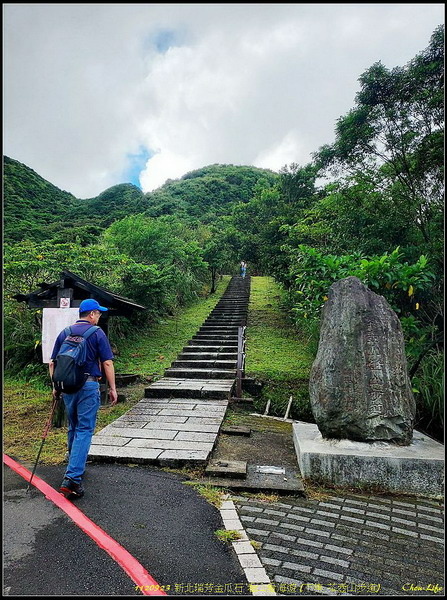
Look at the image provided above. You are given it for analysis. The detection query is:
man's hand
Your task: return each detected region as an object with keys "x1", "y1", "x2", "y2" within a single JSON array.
[
  {"x1": 108, "y1": 388, "x2": 118, "y2": 406},
  {"x1": 102, "y1": 360, "x2": 118, "y2": 406}
]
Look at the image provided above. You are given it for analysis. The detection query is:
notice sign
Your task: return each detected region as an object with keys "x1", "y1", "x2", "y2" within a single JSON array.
[
  {"x1": 59, "y1": 297, "x2": 71, "y2": 308},
  {"x1": 42, "y1": 307, "x2": 79, "y2": 363}
]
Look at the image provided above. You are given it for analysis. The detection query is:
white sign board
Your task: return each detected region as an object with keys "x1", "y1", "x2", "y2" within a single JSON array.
[{"x1": 42, "y1": 308, "x2": 79, "y2": 363}]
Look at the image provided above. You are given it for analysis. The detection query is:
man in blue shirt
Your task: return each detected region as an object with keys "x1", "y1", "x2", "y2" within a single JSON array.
[{"x1": 49, "y1": 298, "x2": 117, "y2": 499}]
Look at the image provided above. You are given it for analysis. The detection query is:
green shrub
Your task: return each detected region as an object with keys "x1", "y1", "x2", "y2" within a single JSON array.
[
  {"x1": 283, "y1": 245, "x2": 435, "y2": 323},
  {"x1": 412, "y1": 350, "x2": 444, "y2": 442}
]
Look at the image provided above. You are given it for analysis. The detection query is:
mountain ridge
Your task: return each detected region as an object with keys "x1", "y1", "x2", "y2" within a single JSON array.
[{"x1": 3, "y1": 155, "x2": 279, "y2": 242}]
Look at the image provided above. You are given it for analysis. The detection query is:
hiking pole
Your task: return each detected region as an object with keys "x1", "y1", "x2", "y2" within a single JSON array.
[{"x1": 26, "y1": 391, "x2": 61, "y2": 492}]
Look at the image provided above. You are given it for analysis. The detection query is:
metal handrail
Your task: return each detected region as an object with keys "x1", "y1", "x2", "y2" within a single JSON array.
[{"x1": 236, "y1": 325, "x2": 246, "y2": 398}]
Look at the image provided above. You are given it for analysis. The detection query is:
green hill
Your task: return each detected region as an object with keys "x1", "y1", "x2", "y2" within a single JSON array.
[
  {"x1": 3, "y1": 156, "x2": 147, "y2": 243},
  {"x1": 74, "y1": 183, "x2": 149, "y2": 227},
  {"x1": 3, "y1": 157, "x2": 278, "y2": 243},
  {"x1": 143, "y1": 164, "x2": 279, "y2": 223},
  {"x1": 3, "y1": 156, "x2": 79, "y2": 242}
]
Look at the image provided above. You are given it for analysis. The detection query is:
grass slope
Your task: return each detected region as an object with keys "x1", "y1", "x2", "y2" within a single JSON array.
[{"x1": 245, "y1": 276, "x2": 315, "y2": 421}]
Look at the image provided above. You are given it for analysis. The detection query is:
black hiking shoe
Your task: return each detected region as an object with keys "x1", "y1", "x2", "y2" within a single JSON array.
[{"x1": 59, "y1": 478, "x2": 84, "y2": 499}]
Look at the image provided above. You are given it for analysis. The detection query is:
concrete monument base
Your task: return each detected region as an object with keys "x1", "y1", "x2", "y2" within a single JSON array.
[{"x1": 293, "y1": 422, "x2": 444, "y2": 498}]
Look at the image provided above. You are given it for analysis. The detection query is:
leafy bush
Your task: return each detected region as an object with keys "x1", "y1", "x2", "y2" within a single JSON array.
[
  {"x1": 3, "y1": 235, "x2": 210, "y2": 375},
  {"x1": 102, "y1": 215, "x2": 210, "y2": 310},
  {"x1": 281, "y1": 245, "x2": 437, "y2": 363},
  {"x1": 282, "y1": 245, "x2": 435, "y2": 322},
  {"x1": 412, "y1": 350, "x2": 444, "y2": 442}
]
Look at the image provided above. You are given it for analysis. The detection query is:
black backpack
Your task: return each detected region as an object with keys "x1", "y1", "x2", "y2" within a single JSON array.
[{"x1": 52, "y1": 325, "x2": 99, "y2": 393}]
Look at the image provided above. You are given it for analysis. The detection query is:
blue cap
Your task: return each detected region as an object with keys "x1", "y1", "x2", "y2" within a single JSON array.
[{"x1": 79, "y1": 299, "x2": 109, "y2": 313}]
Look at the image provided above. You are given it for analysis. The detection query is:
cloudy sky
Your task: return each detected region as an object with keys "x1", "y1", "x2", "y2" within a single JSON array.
[{"x1": 3, "y1": 3, "x2": 444, "y2": 198}]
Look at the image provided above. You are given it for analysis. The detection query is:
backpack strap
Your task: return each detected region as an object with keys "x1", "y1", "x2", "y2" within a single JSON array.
[{"x1": 82, "y1": 325, "x2": 100, "y2": 339}]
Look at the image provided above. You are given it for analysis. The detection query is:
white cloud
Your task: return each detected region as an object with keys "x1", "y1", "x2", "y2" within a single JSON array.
[
  {"x1": 139, "y1": 150, "x2": 195, "y2": 191},
  {"x1": 3, "y1": 4, "x2": 444, "y2": 197},
  {"x1": 254, "y1": 132, "x2": 304, "y2": 172}
]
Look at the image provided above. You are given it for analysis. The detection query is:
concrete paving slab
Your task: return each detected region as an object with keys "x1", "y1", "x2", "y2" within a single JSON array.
[
  {"x1": 126, "y1": 438, "x2": 214, "y2": 451},
  {"x1": 175, "y1": 432, "x2": 217, "y2": 443},
  {"x1": 157, "y1": 450, "x2": 210, "y2": 462},
  {"x1": 130, "y1": 402, "x2": 195, "y2": 415},
  {"x1": 138, "y1": 398, "x2": 228, "y2": 406},
  {"x1": 100, "y1": 421, "x2": 149, "y2": 429},
  {"x1": 186, "y1": 417, "x2": 223, "y2": 425},
  {"x1": 157, "y1": 409, "x2": 226, "y2": 418},
  {"x1": 206, "y1": 460, "x2": 248, "y2": 478},
  {"x1": 89, "y1": 436, "x2": 133, "y2": 446},
  {"x1": 88, "y1": 445, "x2": 163, "y2": 461},
  {"x1": 205, "y1": 465, "x2": 305, "y2": 494},
  {"x1": 145, "y1": 378, "x2": 234, "y2": 399},
  {"x1": 126, "y1": 408, "x2": 162, "y2": 415},
  {"x1": 116, "y1": 414, "x2": 188, "y2": 423},
  {"x1": 113, "y1": 413, "x2": 164, "y2": 421},
  {"x1": 154, "y1": 404, "x2": 228, "y2": 413},
  {"x1": 143, "y1": 422, "x2": 221, "y2": 433},
  {"x1": 93, "y1": 427, "x2": 178, "y2": 440},
  {"x1": 221, "y1": 426, "x2": 252, "y2": 436}
]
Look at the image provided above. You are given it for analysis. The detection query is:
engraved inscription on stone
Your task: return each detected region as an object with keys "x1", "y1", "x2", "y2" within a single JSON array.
[{"x1": 309, "y1": 277, "x2": 415, "y2": 445}]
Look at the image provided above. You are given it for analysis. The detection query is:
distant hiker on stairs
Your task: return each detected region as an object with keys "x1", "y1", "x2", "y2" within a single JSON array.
[{"x1": 240, "y1": 261, "x2": 247, "y2": 278}]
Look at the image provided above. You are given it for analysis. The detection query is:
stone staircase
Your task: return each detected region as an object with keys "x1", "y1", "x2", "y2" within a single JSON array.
[{"x1": 89, "y1": 276, "x2": 250, "y2": 466}]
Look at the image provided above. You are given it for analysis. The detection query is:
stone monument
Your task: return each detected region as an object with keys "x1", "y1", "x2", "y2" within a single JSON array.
[
  {"x1": 294, "y1": 278, "x2": 443, "y2": 497},
  {"x1": 309, "y1": 276, "x2": 415, "y2": 445}
]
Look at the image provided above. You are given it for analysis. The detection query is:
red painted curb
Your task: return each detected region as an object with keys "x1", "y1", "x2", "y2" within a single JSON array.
[{"x1": 3, "y1": 454, "x2": 167, "y2": 596}]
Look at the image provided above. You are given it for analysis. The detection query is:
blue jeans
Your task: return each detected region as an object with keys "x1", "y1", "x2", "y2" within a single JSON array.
[{"x1": 63, "y1": 381, "x2": 100, "y2": 483}]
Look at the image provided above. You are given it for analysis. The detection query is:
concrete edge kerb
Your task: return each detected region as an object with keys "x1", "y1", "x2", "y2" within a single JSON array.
[{"x1": 219, "y1": 494, "x2": 277, "y2": 596}]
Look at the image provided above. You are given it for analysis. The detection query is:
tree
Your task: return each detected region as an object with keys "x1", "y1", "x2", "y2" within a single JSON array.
[
  {"x1": 315, "y1": 25, "x2": 444, "y2": 260},
  {"x1": 202, "y1": 237, "x2": 234, "y2": 293}
]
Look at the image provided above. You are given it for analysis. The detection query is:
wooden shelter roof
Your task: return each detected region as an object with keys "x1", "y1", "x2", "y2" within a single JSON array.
[{"x1": 14, "y1": 270, "x2": 146, "y2": 316}]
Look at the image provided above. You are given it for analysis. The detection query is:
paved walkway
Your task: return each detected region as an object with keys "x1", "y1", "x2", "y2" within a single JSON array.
[
  {"x1": 89, "y1": 276, "x2": 250, "y2": 466},
  {"x1": 86, "y1": 274, "x2": 445, "y2": 596},
  {"x1": 230, "y1": 491, "x2": 444, "y2": 596}
]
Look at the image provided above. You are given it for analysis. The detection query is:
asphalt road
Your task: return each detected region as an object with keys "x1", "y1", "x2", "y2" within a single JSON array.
[{"x1": 3, "y1": 461, "x2": 248, "y2": 596}]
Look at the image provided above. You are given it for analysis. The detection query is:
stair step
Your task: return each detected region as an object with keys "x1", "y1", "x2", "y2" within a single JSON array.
[
  {"x1": 210, "y1": 311, "x2": 247, "y2": 316},
  {"x1": 191, "y1": 335, "x2": 238, "y2": 342},
  {"x1": 173, "y1": 360, "x2": 237, "y2": 369},
  {"x1": 145, "y1": 378, "x2": 234, "y2": 399},
  {"x1": 198, "y1": 328, "x2": 240, "y2": 333},
  {"x1": 203, "y1": 321, "x2": 246, "y2": 326},
  {"x1": 178, "y1": 352, "x2": 238, "y2": 360},
  {"x1": 205, "y1": 459, "x2": 247, "y2": 479},
  {"x1": 188, "y1": 338, "x2": 238, "y2": 346},
  {"x1": 181, "y1": 346, "x2": 238, "y2": 353},
  {"x1": 220, "y1": 425, "x2": 252, "y2": 436},
  {"x1": 164, "y1": 368, "x2": 236, "y2": 379}
]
